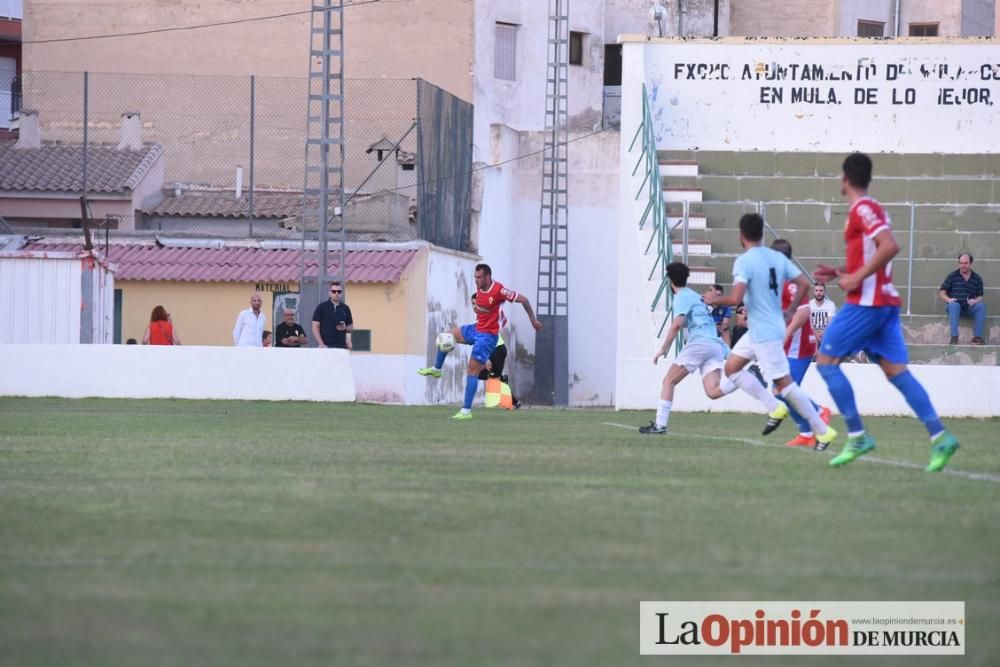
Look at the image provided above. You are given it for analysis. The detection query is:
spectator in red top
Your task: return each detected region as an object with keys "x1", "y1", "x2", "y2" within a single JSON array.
[{"x1": 143, "y1": 306, "x2": 181, "y2": 345}]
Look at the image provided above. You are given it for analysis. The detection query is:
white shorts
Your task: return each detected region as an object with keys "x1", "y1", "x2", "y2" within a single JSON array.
[
  {"x1": 730, "y1": 334, "x2": 790, "y2": 381},
  {"x1": 673, "y1": 339, "x2": 727, "y2": 375}
]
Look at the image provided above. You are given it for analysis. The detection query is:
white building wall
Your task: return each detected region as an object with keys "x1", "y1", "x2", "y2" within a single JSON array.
[
  {"x1": 838, "y1": 0, "x2": 894, "y2": 36},
  {"x1": 961, "y1": 0, "x2": 996, "y2": 36}
]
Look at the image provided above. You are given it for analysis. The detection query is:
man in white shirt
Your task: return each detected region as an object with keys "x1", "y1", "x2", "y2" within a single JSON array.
[
  {"x1": 233, "y1": 293, "x2": 266, "y2": 347},
  {"x1": 809, "y1": 282, "x2": 837, "y2": 343}
]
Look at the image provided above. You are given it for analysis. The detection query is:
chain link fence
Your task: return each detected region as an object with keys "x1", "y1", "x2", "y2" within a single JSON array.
[{"x1": 1, "y1": 72, "x2": 473, "y2": 251}]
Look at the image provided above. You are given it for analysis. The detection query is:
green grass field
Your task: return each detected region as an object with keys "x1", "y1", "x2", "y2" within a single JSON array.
[{"x1": 1, "y1": 398, "x2": 998, "y2": 666}]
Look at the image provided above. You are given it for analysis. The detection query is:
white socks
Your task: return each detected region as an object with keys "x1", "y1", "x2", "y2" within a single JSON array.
[
  {"x1": 656, "y1": 399, "x2": 673, "y2": 428},
  {"x1": 729, "y1": 370, "x2": 780, "y2": 412},
  {"x1": 779, "y1": 383, "x2": 828, "y2": 435}
]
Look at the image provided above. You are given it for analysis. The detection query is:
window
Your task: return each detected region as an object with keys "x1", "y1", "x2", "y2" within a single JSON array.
[
  {"x1": 857, "y1": 20, "x2": 885, "y2": 37},
  {"x1": 909, "y1": 22, "x2": 939, "y2": 36},
  {"x1": 569, "y1": 31, "x2": 585, "y2": 66},
  {"x1": 603, "y1": 44, "x2": 622, "y2": 85},
  {"x1": 401, "y1": 163, "x2": 414, "y2": 172},
  {"x1": 495, "y1": 23, "x2": 518, "y2": 81}
]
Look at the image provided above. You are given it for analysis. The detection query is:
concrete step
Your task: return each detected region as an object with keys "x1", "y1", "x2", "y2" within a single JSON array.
[
  {"x1": 691, "y1": 174, "x2": 999, "y2": 205},
  {"x1": 666, "y1": 214, "x2": 707, "y2": 230},
  {"x1": 688, "y1": 267, "x2": 717, "y2": 285},
  {"x1": 905, "y1": 344, "x2": 998, "y2": 366},
  {"x1": 659, "y1": 160, "x2": 699, "y2": 178},
  {"x1": 902, "y1": 314, "x2": 1000, "y2": 345},
  {"x1": 664, "y1": 188, "x2": 703, "y2": 204},
  {"x1": 671, "y1": 240, "x2": 712, "y2": 256},
  {"x1": 657, "y1": 150, "x2": 1000, "y2": 179}
]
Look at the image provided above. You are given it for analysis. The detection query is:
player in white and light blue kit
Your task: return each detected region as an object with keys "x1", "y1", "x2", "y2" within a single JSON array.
[
  {"x1": 704, "y1": 213, "x2": 837, "y2": 447},
  {"x1": 639, "y1": 262, "x2": 793, "y2": 434}
]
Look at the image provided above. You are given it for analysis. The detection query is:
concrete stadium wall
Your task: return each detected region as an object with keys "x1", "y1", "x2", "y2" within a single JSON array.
[
  {"x1": 616, "y1": 358, "x2": 1000, "y2": 418},
  {"x1": 0, "y1": 345, "x2": 356, "y2": 402},
  {"x1": 632, "y1": 38, "x2": 1000, "y2": 153}
]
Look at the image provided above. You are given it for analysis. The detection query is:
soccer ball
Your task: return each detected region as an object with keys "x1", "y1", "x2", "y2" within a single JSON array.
[{"x1": 436, "y1": 331, "x2": 456, "y2": 352}]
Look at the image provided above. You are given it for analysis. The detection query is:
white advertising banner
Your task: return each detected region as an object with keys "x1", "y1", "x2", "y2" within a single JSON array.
[
  {"x1": 640, "y1": 601, "x2": 966, "y2": 656},
  {"x1": 643, "y1": 40, "x2": 1000, "y2": 153}
]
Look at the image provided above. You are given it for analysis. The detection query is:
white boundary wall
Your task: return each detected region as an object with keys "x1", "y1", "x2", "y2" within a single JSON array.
[
  {"x1": 631, "y1": 37, "x2": 1000, "y2": 153},
  {"x1": 616, "y1": 359, "x2": 1000, "y2": 418},
  {"x1": 0, "y1": 345, "x2": 356, "y2": 402}
]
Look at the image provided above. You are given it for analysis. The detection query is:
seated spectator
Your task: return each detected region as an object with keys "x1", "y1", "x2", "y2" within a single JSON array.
[
  {"x1": 142, "y1": 306, "x2": 180, "y2": 345},
  {"x1": 708, "y1": 284, "x2": 732, "y2": 345},
  {"x1": 939, "y1": 253, "x2": 986, "y2": 345},
  {"x1": 275, "y1": 309, "x2": 309, "y2": 348},
  {"x1": 808, "y1": 282, "x2": 837, "y2": 344}
]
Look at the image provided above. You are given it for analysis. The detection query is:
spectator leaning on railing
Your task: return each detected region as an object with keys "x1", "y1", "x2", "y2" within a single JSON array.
[{"x1": 939, "y1": 253, "x2": 986, "y2": 345}]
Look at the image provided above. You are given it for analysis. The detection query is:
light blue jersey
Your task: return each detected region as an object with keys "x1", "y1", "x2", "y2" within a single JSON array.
[
  {"x1": 732, "y1": 246, "x2": 801, "y2": 343},
  {"x1": 673, "y1": 287, "x2": 723, "y2": 344}
]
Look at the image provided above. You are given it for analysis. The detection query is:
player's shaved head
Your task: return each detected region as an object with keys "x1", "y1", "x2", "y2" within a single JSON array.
[
  {"x1": 771, "y1": 238, "x2": 793, "y2": 259},
  {"x1": 475, "y1": 263, "x2": 492, "y2": 276}
]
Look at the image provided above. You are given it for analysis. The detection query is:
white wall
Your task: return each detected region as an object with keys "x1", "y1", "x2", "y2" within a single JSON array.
[
  {"x1": 638, "y1": 38, "x2": 1000, "y2": 153},
  {"x1": 0, "y1": 344, "x2": 356, "y2": 402},
  {"x1": 422, "y1": 247, "x2": 479, "y2": 404},
  {"x1": 0, "y1": 254, "x2": 84, "y2": 344},
  {"x1": 616, "y1": 358, "x2": 1000, "y2": 418}
]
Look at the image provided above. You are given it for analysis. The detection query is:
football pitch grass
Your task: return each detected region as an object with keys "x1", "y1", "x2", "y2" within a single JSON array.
[{"x1": 2, "y1": 398, "x2": 998, "y2": 666}]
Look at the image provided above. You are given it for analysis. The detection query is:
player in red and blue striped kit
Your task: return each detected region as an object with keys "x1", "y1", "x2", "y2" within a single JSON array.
[
  {"x1": 814, "y1": 153, "x2": 959, "y2": 472},
  {"x1": 419, "y1": 263, "x2": 542, "y2": 420}
]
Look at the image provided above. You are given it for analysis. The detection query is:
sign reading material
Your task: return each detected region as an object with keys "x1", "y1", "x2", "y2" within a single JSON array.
[{"x1": 645, "y1": 42, "x2": 1000, "y2": 153}]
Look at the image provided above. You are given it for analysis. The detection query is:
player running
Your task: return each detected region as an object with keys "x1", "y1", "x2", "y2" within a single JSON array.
[
  {"x1": 771, "y1": 239, "x2": 832, "y2": 449},
  {"x1": 639, "y1": 262, "x2": 786, "y2": 434},
  {"x1": 418, "y1": 263, "x2": 542, "y2": 420},
  {"x1": 814, "y1": 153, "x2": 959, "y2": 471},
  {"x1": 703, "y1": 213, "x2": 837, "y2": 448}
]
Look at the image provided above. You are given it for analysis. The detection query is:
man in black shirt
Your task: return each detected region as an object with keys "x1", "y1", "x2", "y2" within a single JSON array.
[
  {"x1": 939, "y1": 253, "x2": 986, "y2": 345},
  {"x1": 275, "y1": 309, "x2": 308, "y2": 348},
  {"x1": 312, "y1": 282, "x2": 354, "y2": 349}
]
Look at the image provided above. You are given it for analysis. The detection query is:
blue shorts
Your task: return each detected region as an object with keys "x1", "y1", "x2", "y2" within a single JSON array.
[
  {"x1": 818, "y1": 304, "x2": 908, "y2": 364},
  {"x1": 787, "y1": 356, "x2": 812, "y2": 384},
  {"x1": 460, "y1": 324, "x2": 499, "y2": 364}
]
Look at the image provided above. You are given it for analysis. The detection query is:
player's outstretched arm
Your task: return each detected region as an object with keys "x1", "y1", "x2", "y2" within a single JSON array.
[
  {"x1": 514, "y1": 294, "x2": 544, "y2": 331},
  {"x1": 784, "y1": 306, "x2": 810, "y2": 346},
  {"x1": 654, "y1": 316, "x2": 684, "y2": 364},
  {"x1": 838, "y1": 229, "x2": 900, "y2": 293},
  {"x1": 704, "y1": 282, "x2": 746, "y2": 308}
]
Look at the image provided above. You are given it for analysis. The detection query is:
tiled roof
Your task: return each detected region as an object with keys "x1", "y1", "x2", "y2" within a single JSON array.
[
  {"x1": 22, "y1": 241, "x2": 419, "y2": 284},
  {"x1": 145, "y1": 189, "x2": 316, "y2": 220},
  {"x1": 0, "y1": 141, "x2": 164, "y2": 194}
]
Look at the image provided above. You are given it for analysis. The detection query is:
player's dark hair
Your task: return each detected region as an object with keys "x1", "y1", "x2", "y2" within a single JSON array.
[
  {"x1": 739, "y1": 213, "x2": 765, "y2": 242},
  {"x1": 771, "y1": 238, "x2": 793, "y2": 259},
  {"x1": 711, "y1": 283, "x2": 723, "y2": 292},
  {"x1": 842, "y1": 152, "x2": 873, "y2": 189},
  {"x1": 959, "y1": 252, "x2": 974, "y2": 263},
  {"x1": 666, "y1": 262, "x2": 690, "y2": 287},
  {"x1": 475, "y1": 263, "x2": 492, "y2": 276}
]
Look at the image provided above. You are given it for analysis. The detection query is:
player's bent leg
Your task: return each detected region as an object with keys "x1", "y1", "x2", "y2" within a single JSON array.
[{"x1": 641, "y1": 364, "x2": 689, "y2": 434}]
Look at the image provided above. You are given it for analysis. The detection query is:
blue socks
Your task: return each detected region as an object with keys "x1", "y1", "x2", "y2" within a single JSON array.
[
  {"x1": 434, "y1": 349, "x2": 448, "y2": 369},
  {"x1": 889, "y1": 370, "x2": 944, "y2": 437},
  {"x1": 463, "y1": 373, "x2": 478, "y2": 410},
  {"x1": 817, "y1": 364, "x2": 865, "y2": 434}
]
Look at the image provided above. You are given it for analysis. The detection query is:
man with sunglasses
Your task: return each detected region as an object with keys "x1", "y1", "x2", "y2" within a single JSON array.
[{"x1": 312, "y1": 282, "x2": 354, "y2": 350}]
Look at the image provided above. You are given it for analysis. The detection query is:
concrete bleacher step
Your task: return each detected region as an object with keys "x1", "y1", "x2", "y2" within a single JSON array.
[
  {"x1": 688, "y1": 267, "x2": 716, "y2": 285},
  {"x1": 902, "y1": 315, "x2": 1000, "y2": 345},
  {"x1": 659, "y1": 160, "x2": 699, "y2": 178},
  {"x1": 657, "y1": 150, "x2": 1000, "y2": 179},
  {"x1": 671, "y1": 240, "x2": 712, "y2": 256},
  {"x1": 663, "y1": 188, "x2": 703, "y2": 204},
  {"x1": 905, "y1": 344, "x2": 998, "y2": 366},
  {"x1": 666, "y1": 214, "x2": 707, "y2": 230}
]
